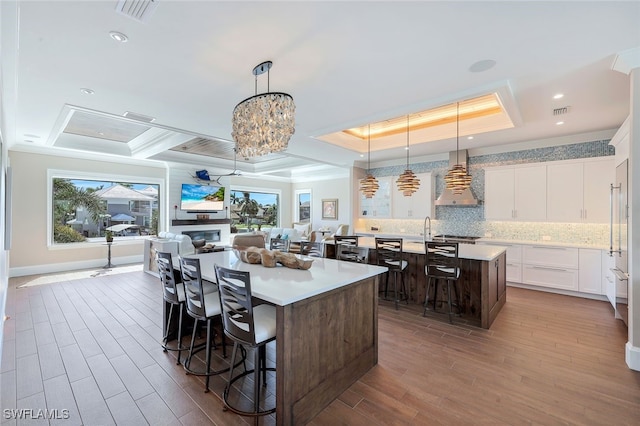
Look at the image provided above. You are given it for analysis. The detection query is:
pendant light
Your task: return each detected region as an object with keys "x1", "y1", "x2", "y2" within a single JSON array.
[
  {"x1": 359, "y1": 125, "x2": 379, "y2": 198},
  {"x1": 232, "y1": 61, "x2": 295, "y2": 158},
  {"x1": 443, "y1": 102, "x2": 472, "y2": 194},
  {"x1": 396, "y1": 115, "x2": 421, "y2": 196}
]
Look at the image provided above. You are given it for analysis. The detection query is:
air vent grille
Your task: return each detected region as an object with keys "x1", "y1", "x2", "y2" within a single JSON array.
[
  {"x1": 123, "y1": 111, "x2": 156, "y2": 123},
  {"x1": 115, "y1": 0, "x2": 158, "y2": 23},
  {"x1": 553, "y1": 106, "x2": 570, "y2": 116}
]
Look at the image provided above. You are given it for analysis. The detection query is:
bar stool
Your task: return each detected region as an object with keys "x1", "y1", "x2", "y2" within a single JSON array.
[
  {"x1": 336, "y1": 244, "x2": 369, "y2": 263},
  {"x1": 424, "y1": 241, "x2": 461, "y2": 323},
  {"x1": 269, "y1": 237, "x2": 290, "y2": 252},
  {"x1": 179, "y1": 256, "x2": 229, "y2": 392},
  {"x1": 299, "y1": 241, "x2": 325, "y2": 258},
  {"x1": 156, "y1": 251, "x2": 186, "y2": 364},
  {"x1": 214, "y1": 265, "x2": 277, "y2": 421},
  {"x1": 375, "y1": 238, "x2": 409, "y2": 309}
]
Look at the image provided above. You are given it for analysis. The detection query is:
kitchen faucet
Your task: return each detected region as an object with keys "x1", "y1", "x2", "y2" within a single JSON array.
[{"x1": 423, "y1": 216, "x2": 432, "y2": 244}]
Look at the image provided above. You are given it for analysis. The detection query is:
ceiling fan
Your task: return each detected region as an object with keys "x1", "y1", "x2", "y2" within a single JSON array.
[{"x1": 192, "y1": 147, "x2": 242, "y2": 184}]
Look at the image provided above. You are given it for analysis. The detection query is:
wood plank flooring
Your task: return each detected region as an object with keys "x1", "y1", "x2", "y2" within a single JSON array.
[{"x1": 2, "y1": 266, "x2": 639, "y2": 425}]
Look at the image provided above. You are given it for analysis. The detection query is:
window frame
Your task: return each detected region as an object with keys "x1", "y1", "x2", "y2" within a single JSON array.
[{"x1": 47, "y1": 169, "x2": 164, "y2": 248}]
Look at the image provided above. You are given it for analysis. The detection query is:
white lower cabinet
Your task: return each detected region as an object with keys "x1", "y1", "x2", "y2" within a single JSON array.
[
  {"x1": 479, "y1": 242, "x2": 607, "y2": 297},
  {"x1": 477, "y1": 242, "x2": 522, "y2": 282},
  {"x1": 578, "y1": 249, "x2": 602, "y2": 294},
  {"x1": 522, "y1": 245, "x2": 579, "y2": 291}
]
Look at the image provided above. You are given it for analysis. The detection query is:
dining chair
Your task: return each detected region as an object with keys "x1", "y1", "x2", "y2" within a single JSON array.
[
  {"x1": 299, "y1": 241, "x2": 325, "y2": 258},
  {"x1": 214, "y1": 265, "x2": 277, "y2": 420},
  {"x1": 179, "y1": 256, "x2": 229, "y2": 392},
  {"x1": 375, "y1": 238, "x2": 409, "y2": 309},
  {"x1": 424, "y1": 241, "x2": 461, "y2": 323},
  {"x1": 157, "y1": 251, "x2": 186, "y2": 364}
]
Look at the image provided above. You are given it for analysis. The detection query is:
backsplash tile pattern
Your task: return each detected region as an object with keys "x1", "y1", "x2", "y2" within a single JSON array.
[{"x1": 361, "y1": 140, "x2": 614, "y2": 246}]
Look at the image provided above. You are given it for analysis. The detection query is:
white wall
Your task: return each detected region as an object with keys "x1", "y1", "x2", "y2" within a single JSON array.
[
  {"x1": 292, "y1": 173, "x2": 353, "y2": 234},
  {"x1": 8, "y1": 150, "x2": 166, "y2": 276}
]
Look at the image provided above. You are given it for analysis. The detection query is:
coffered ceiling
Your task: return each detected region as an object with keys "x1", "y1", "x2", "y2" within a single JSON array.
[{"x1": 1, "y1": 1, "x2": 638, "y2": 179}]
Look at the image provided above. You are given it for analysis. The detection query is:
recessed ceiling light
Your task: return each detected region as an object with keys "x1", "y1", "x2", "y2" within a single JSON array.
[
  {"x1": 360, "y1": 154, "x2": 364, "y2": 158},
  {"x1": 24, "y1": 133, "x2": 40, "y2": 138},
  {"x1": 467, "y1": 136, "x2": 474, "y2": 140},
  {"x1": 80, "y1": 88, "x2": 94, "y2": 95},
  {"x1": 556, "y1": 121, "x2": 564, "y2": 125},
  {"x1": 109, "y1": 31, "x2": 128, "y2": 43},
  {"x1": 553, "y1": 93, "x2": 564, "y2": 99},
  {"x1": 469, "y1": 59, "x2": 496, "y2": 73}
]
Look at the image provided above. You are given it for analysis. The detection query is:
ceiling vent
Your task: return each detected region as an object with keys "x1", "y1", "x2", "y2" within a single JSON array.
[
  {"x1": 115, "y1": 0, "x2": 158, "y2": 23},
  {"x1": 123, "y1": 111, "x2": 156, "y2": 123},
  {"x1": 553, "y1": 106, "x2": 570, "y2": 116}
]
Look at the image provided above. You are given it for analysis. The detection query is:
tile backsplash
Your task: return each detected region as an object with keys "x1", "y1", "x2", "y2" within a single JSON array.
[{"x1": 360, "y1": 139, "x2": 614, "y2": 247}]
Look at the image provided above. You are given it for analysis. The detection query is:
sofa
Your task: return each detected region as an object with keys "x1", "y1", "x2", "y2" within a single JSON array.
[{"x1": 157, "y1": 231, "x2": 195, "y2": 255}]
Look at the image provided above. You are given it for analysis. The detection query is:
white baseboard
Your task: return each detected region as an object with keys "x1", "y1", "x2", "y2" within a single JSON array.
[
  {"x1": 626, "y1": 341, "x2": 640, "y2": 371},
  {"x1": 9, "y1": 255, "x2": 143, "y2": 277}
]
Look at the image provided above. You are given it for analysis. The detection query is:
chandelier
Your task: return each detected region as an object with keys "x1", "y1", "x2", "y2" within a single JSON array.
[
  {"x1": 444, "y1": 102, "x2": 472, "y2": 194},
  {"x1": 396, "y1": 115, "x2": 420, "y2": 196},
  {"x1": 231, "y1": 61, "x2": 295, "y2": 158},
  {"x1": 359, "y1": 125, "x2": 379, "y2": 198}
]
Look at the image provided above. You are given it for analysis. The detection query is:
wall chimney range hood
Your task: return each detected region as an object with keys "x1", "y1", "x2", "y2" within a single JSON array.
[{"x1": 435, "y1": 150, "x2": 479, "y2": 206}]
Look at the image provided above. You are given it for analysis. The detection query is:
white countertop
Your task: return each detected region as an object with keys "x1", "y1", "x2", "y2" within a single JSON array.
[
  {"x1": 182, "y1": 251, "x2": 387, "y2": 306},
  {"x1": 354, "y1": 236, "x2": 507, "y2": 261},
  {"x1": 476, "y1": 237, "x2": 608, "y2": 250}
]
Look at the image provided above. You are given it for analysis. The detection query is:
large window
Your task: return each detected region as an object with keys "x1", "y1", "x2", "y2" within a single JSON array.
[
  {"x1": 51, "y1": 176, "x2": 159, "y2": 244},
  {"x1": 229, "y1": 189, "x2": 279, "y2": 233}
]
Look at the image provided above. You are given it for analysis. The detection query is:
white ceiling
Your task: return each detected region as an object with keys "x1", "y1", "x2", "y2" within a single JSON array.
[{"x1": 1, "y1": 1, "x2": 639, "y2": 179}]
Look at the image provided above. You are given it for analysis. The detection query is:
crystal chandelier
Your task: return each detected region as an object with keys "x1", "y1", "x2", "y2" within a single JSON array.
[
  {"x1": 359, "y1": 125, "x2": 379, "y2": 198},
  {"x1": 444, "y1": 102, "x2": 472, "y2": 194},
  {"x1": 396, "y1": 115, "x2": 420, "y2": 196},
  {"x1": 232, "y1": 61, "x2": 295, "y2": 158}
]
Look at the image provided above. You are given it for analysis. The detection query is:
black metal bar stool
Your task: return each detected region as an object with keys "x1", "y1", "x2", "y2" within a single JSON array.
[
  {"x1": 179, "y1": 256, "x2": 230, "y2": 392},
  {"x1": 424, "y1": 241, "x2": 461, "y2": 323},
  {"x1": 214, "y1": 265, "x2": 277, "y2": 422},
  {"x1": 157, "y1": 251, "x2": 186, "y2": 364},
  {"x1": 375, "y1": 238, "x2": 409, "y2": 309}
]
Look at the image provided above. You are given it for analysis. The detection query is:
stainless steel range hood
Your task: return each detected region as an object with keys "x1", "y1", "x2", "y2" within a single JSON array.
[{"x1": 434, "y1": 150, "x2": 479, "y2": 206}]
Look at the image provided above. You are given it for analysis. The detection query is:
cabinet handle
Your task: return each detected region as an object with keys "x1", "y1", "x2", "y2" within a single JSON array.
[{"x1": 532, "y1": 266, "x2": 569, "y2": 272}]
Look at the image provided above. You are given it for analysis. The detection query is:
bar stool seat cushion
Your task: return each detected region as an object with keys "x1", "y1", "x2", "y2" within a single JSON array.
[
  {"x1": 200, "y1": 292, "x2": 222, "y2": 317},
  {"x1": 167, "y1": 284, "x2": 186, "y2": 302}
]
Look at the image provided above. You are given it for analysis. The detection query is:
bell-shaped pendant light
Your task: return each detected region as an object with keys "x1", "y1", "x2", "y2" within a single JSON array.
[
  {"x1": 444, "y1": 102, "x2": 472, "y2": 194},
  {"x1": 396, "y1": 115, "x2": 420, "y2": 196},
  {"x1": 359, "y1": 125, "x2": 379, "y2": 198}
]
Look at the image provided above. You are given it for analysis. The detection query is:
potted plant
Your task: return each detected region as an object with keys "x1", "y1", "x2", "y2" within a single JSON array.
[{"x1": 105, "y1": 230, "x2": 114, "y2": 243}]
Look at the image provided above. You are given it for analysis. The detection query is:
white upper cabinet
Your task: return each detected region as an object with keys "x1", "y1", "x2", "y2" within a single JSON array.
[
  {"x1": 392, "y1": 172, "x2": 434, "y2": 219},
  {"x1": 359, "y1": 176, "x2": 392, "y2": 218},
  {"x1": 546, "y1": 158, "x2": 614, "y2": 223},
  {"x1": 485, "y1": 165, "x2": 546, "y2": 221}
]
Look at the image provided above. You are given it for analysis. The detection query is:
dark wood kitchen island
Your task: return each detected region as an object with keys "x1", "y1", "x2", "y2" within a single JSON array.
[{"x1": 359, "y1": 238, "x2": 508, "y2": 328}]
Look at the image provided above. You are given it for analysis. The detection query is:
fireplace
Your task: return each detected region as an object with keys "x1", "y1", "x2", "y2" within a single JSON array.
[{"x1": 182, "y1": 230, "x2": 221, "y2": 243}]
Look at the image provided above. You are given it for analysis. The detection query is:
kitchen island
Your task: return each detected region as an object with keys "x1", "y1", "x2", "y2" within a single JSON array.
[
  {"x1": 185, "y1": 251, "x2": 387, "y2": 426},
  {"x1": 355, "y1": 237, "x2": 508, "y2": 329}
]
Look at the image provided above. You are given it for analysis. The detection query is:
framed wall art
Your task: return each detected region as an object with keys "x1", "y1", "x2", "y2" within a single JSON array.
[{"x1": 321, "y1": 199, "x2": 338, "y2": 220}]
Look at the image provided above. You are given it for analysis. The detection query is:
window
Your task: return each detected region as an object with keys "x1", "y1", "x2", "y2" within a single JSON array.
[
  {"x1": 295, "y1": 189, "x2": 311, "y2": 223},
  {"x1": 50, "y1": 175, "x2": 160, "y2": 244},
  {"x1": 229, "y1": 189, "x2": 279, "y2": 233}
]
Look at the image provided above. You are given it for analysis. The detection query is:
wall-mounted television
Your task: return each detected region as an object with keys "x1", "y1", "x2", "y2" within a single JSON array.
[{"x1": 180, "y1": 183, "x2": 225, "y2": 212}]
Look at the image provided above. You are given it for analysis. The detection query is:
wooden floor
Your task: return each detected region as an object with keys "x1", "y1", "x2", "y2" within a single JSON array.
[{"x1": 2, "y1": 267, "x2": 639, "y2": 425}]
